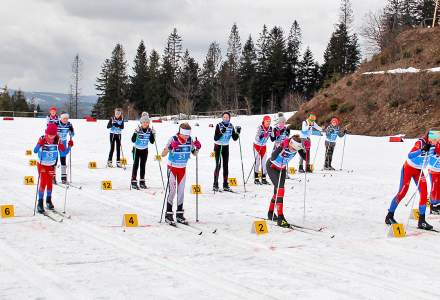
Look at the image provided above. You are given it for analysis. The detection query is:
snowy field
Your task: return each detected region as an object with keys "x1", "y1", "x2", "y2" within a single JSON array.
[{"x1": 1, "y1": 114, "x2": 440, "y2": 300}]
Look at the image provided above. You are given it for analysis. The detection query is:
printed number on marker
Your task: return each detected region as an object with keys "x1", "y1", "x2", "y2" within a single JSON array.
[{"x1": 102, "y1": 181, "x2": 112, "y2": 190}]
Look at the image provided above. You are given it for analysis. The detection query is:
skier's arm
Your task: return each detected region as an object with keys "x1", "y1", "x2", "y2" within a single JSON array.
[
  {"x1": 232, "y1": 127, "x2": 239, "y2": 141},
  {"x1": 69, "y1": 124, "x2": 75, "y2": 138},
  {"x1": 337, "y1": 128, "x2": 345, "y2": 138},
  {"x1": 270, "y1": 145, "x2": 284, "y2": 161},
  {"x1": 162, "y1": 137, "x2": 172, "y2": 157},
  {"x1": 120, "y1": 120, "x2": 124, "y2": 129},
  {"x1": 214, "y1": 124, "x2": 222, "y2": 141},
  {"x1": 149, "y1": 131, "x2": 155, "y2": 144},
  {"x1": 313, "y1": 122, "x2": 323, "y2": 132},
  {"x1": 270, "y1": 127, "x2": 278, "y2": 142},
  {"x1": 33, "y1": 137, "x2": 44, "y2": 153},
  {"x1": 131, "y1": 132, "x2": 137, "y2": 143},
  {"x1": 408, "y1": 141, "x2": 423, "y2": 159},
  {"x1": 106, "y1": 118, "x2": 113, "y2": 129}
]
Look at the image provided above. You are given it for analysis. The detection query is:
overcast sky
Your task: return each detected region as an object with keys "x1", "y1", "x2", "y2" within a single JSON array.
[{"x1": 0, "y1": 0, "x2": 385, "y2": 95}]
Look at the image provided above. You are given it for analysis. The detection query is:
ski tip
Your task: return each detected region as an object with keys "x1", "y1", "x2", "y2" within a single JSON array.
[{"x1": 212, "y1": 229, "x2": 217, "y2": 234}]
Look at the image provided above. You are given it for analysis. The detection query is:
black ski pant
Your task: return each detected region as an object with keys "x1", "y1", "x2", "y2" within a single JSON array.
[
  {"x1": 214, "y1": 144, "x2": 229, "y2": 187},
  {"x1": 324, "y1": 142, "x2": 336, "y2": 168},
  {"x1": 299, "y1": 138, "x2": 311, "y2": 170},
  {"x1": 132, "y1": 148, "x2": 148, "y2": 181},
  {"x1": 108, "y1": 133, "x2": 121, "y2": 162}
]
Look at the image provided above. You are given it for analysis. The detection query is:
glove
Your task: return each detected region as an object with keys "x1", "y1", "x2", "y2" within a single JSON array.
[
  {"x1": 285, "y1": 128, "x2": 290, "y2": 136},
  {"x1": 282, "y1": 138, "x2": 290, "y2": 148},
  {"x1": 193, "y1": 140, "x2": 201, "y2": 150},
  {"x1": 38, "y1": 138, "x2": 45, "y2": 147},
  {"x1": 422, "y1": 143, "x2": 432, "y2": 152},
  {"x1": 275, "y1": 130, "x2": 281, "y2": 138},
  {"x1": 170, "y1": 140, "x2": 180, "y2": 151},
  {"x1": 236, "y1": 126, "x2": 241, "y2": 134},
  {"x1": 68, "y1": 140, "x2": 74, "y2": 147},
  {"x1": 220, "y1": 127, "x2": 227, "y2": 134}
]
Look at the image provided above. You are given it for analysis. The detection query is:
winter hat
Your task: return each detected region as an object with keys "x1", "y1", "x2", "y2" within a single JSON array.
[
  {"x1": 141, "y1": 112, "x2": 149, "y2": 117},
  {"x1": 308, "y1": 112, "x2": 317, "y2": 121},
  {"x1": 140, "y1": 115, "x2": 150, "y2": 124},
  {"x1": 49, "y1": 106, "x2": 57, "y2": 112},
  {"x1": 330, "y1": 117, "x2": 339, "y2": 126},
  {"x1": 60, "y1": 113, "x2": 69, "y2": 120},
  {"x1": 263, "y1": 115, "x2": 271, "y2": 123},
  {"x1": 46, "y1": 123, "x2": 58, "y2": 136},
  {"x1": 277, "y1": 112, "x2": 286, "y2": 124}
]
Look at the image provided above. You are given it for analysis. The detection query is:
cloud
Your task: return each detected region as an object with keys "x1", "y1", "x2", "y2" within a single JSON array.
[{"x1": 0, "y1": 0, "x2": 385, "y2": 95}]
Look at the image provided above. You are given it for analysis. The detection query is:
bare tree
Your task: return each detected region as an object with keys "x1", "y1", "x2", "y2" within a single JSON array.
[
  {"x1": 71, "y1": 54, "x2": 82, "y2": 118},
  {"x1": 361, "y1": 10, "x2": 387, "y2": 55}
]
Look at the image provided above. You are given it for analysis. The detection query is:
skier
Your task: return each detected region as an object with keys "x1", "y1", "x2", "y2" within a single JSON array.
[
  {"x1": 270, "y1": 112, "x2": 290, "y2": 150},
  {"x1": 213, "y1": 112, "x2": 241, "y2": 192},
  {"x1": 107, "y1": 108, "x2": 124, "y2": 168},
  {"x1": 299, "y1": 112, "x2": 323, "y2": 173},
  {"x1": 324, "y1": 117, "x2": 346, "y2": 170},
  {"x1": 57, "y1": 113, "x2": 75, "y2": 184},
  {"x1": 33, "y1": 123, "x2": 73, "y2": 213},
  {"x1": 131, "y1": 115, "x2": 155, "y2": 189},
  {"x1": 161, "y1": 123, "x2": 201, "y2": 225},
  {"x1": 428, "y1": 130, "x2": 440, "y2": 214},
  {"x1": 266, "y1": 135, "x2": 306, "y2": 227},
  {"x1": 253, "y1": 115, "x2": 273, "y2": 184},
  {"x1": 46, "y1": 106, "x2": 58, "y2": 125},
  {"x1": 385, "y1": 132, "x2": 434, "y2": 230}
]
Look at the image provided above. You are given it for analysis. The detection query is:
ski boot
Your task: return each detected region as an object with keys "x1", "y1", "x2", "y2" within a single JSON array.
[
  {"x1": 261, "y1": 175, "x2": 269, "y2": 185},
  {"x1": 165, "y1": 212, "x2": 175, "y2": 225},
  {"x1": 116, "y1": 161, "x2": 122, "y2": 168},
  {"x1": 328, "y1": 165, "x2": 336, "y2": 171},
  {"x1": 277, "y1": 215, "x2": 290, "y2": 228},
  {"x1": 61, "y1": 175, "x2": 68, "y2": 185},
  {"x1": 298, "y1": 165, "x2": 305, "y2": 173},
  {"x1": 431, "y1": 203, "x2": 440, "y2": 215},
  {"x1": 107, "y1": 161, "x2": 113, "y2": 168},
  {"x1": 306, "y1": 164, "x2": 313, "y2": 173},
  {"x1": 254, "y1": 173, "x2": 261, "y2": 185},
  {"x1": 131, "y1": 180, "x2": 139, "y2": 190},
  {"x1": 176, "y1": 206, "x2": 188, "y2": 225},
  {"x1": 139, "y1": 180, "x2": 147, "y2": 189},
  {"x1": 385, "y1": 211, "x2": 397, "y2": 225},
  {"x1": 268, "y1": 210, "x2": 278, "y2": 221},
  {"x1": 37, "y1": 199, "x2": 45, "y2": 214},
  {"x1": 46, "y1": 197, "x2": 54, "y2": 210},
  {"x1": 223, "y1": 184, "x2": 233, "y2": 192},
  {"x1": 418, "y1": 214, "x2": 433, "y2": 230},
  {"x1": 213, "y1": 183, "x2": 219, "y2": 192},
  {"x1": 53, "y1": 177, "x2": 57, "y2": 184}
]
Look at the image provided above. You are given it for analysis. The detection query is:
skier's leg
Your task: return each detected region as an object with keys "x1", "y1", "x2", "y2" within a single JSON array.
[
  {"x1": 108, "y1": 134, "x2": 115, "y2": 163},
  {"x1": 140, "y1": 149, "x2": 148, "y2": 181},
  {"x1": 46, "y1": 166, "x2": 55, "y2": 209},
  {"x1": 388, "y1": 164, "x2": 412, "y2": 213},
  {"x1": 165, "y1": 168, "x2": 177, "y2": 223},
  {"x1": 60, "y1": 156, "x2": 67, "y2": 182},
  {"x1": 430, "y1": 173, "x2": 440, "y2": 213},
  {"x1": 222, "y1": 146, "x2": 229, "y2": 188},
  {"x1": 261, "y1": 147, "x2": 269, "y2": 184},
  {"x1": 324, "y1": 142, "x2": 331, "y2": 168},
  {"x1": 413, "y1": 170, "x2": 428, "y2": 215},
  {"x1": 328, "y1": 143, "x2": 335, "y2": 169},
  {"x1": 176, "y1": 168, "x2": 187, "y2": 223},
  {"x1": 213, "y1": 145, "x2": 221, "y2": 188},
  {"x1": 116, "y1": 135, "x2": 121, "y2": 162},
  {"x1": 254, "y1": 146, "x2": 261, "y2": 179},
  {"x1": 132, "y1": 148, "x2": 140, "y2": 181}
]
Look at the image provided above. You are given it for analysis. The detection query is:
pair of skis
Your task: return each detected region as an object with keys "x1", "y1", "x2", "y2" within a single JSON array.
[{"x1": 41, "y1": 209, "x2": 71, "y2": 223}]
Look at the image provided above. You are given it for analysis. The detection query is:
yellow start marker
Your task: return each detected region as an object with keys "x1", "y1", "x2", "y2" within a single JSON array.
[
  {"x1": 29, "y1": 159, "x2": 37, "y2": 166},
  {"x1": 288, "y1": 167, "x2": 296, "y2": 175},
  {"x1": 154, "y1": 155, "x2": 162, "y2": 161},
  {"x1": 251, "y1": 220, "x2": 269, "y2": 235},
  {"x1": 210, "y1": 151, "x2": 215, "y2": 159},
  {"x1": 101, "y1": 181, "x2": 112, "y2": 190},
  {"x1": 1, "y1": 205, "x2": 14, "y2": 218},
  {"x1": 120, "y1": 157, "x2": 128, "y2": 166},
  {"x1": 191, "y1": 184, "x2": 202, "y2": 195},
  {"x1": 228, "y1": 178, "x2": 238, "y2": 187},
  {"x1": 88, "y1": 161, "x2": 97, "y2": 169},
  {"x1": 122, "y1": 214, "x2": 139, "y2": 227},
  {"x1": 410, "y1": 208, "x2": 420, "y2": 221},
  {"x1": 388, "y1": 223, "x2": 406, "y2": 238},
  {"x1": 24, "y1": 176, "x2": 35, "y2": 185},
  {"x1": 25, "y1": 150, "x2": 32, "y2": 156}
]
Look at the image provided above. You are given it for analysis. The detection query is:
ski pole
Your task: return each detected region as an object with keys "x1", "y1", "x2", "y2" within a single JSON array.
[
  {"x1": 245, "y1": 145, "x2": 258, "y2": 184},
  {"x1": 272, "y1": 157, "x2": 285, "y2": 222},
  {"x1": 159, "y1": 151, "x2": 174, "y2": 223},
  {"x1": 339, "y1": 134, "x2": 347, "y2": 170},
  {"x1": 33, "y1": 171, "x2": 41, "y2": 216},
  {"x1": 238, "y1": 135, "x2": 247, "y2": 193},
  {"x1": 195, "y1": 137, "x2": 199, "y2": 222},
  {"x1": 119, "y1": 133, "x2": 126, "y2": 170},
  {"x1": 63, "y1": 184, "x2": 70, "y2": 213},
  {"x1": 404, "y1": 154, "x2": 430, "y2": 230},
  {"x1": 312, "y1": 135, "x2": 322, "y2": 167},
  {"x1": 303, "y1": 150, "x2": 308, "y2": 222},
  {"x1": 69, "y1": 141, "x2": 72, "y2": 183},
  {"x1": 153, "y1": 132, "x2": 165, "y2": 190}
]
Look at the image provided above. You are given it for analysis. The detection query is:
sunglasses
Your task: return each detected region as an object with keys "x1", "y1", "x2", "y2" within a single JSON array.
[{"x1": 429, "y1": 130, "x2": 440, "y2": 141}]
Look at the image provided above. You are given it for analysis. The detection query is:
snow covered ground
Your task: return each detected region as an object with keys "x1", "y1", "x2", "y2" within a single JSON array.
[{"x1": 1, "y1": 114, "x2": 440, "y2": 299}]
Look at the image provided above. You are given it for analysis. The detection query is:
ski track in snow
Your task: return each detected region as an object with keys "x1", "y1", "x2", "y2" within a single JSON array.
[{"x1": 1, "y1": 116, "x2": 440, "y2": 299}]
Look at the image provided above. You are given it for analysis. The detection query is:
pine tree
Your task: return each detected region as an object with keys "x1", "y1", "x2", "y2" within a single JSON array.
[
  {"x1": 0, "y1": 86, "x2": 12, "y2": 111},
  {"x1": 266, "y1": 26, "x2": 287, "y2": 112},
  {"x1": 400, "y1": 0, "x2": 418, "y2": 27},
  {"x1": 300, "y1": 48, "x2": 320, "y2": 99},
  {"x1": 130, "y1": 40, "x2": 149, "y2": 112},
  {"x1": 162, "y1": 28, "x2": 183, "y2": 113},
  {"x1": 414, "y1": 0, "x2": 438, "y2": 25},
  {"x1": 11, "y1": 90, "x2": 29, "y2": 111},
  {"x1": 285, "y1": 20, "x2": 302, "y2": 93},
  {"x1": 145, "y1": 50, "x2": 163, "y2": 114},
  {"x1": 238, "y1": 35, "x2": 257, "y2": 113},
  {"x1": 255, "y1": 25, "x2": 271, "y2": 113},
  {"x1": 225, "y1": 23, "x2": 242, "y2": 109},
  {"x1": 197, "y1": 42, "x2": 222, "y2": 112}
]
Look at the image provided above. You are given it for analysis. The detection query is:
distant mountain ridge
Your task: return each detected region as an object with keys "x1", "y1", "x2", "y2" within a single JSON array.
[{"x1": 14, "y1": 90, "x2": 98, "y2": 117}]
